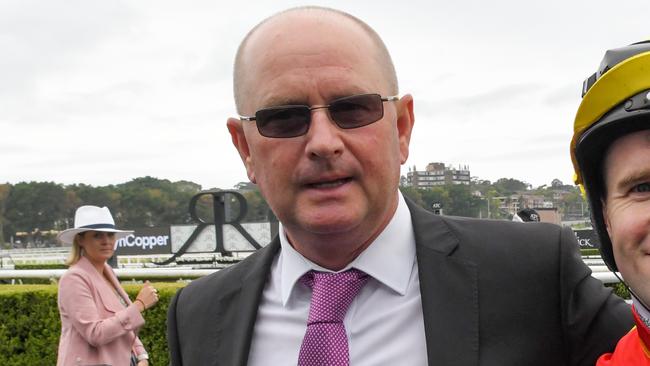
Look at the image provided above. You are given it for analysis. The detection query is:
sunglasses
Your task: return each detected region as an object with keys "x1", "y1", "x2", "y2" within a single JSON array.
[{"x1": 240, "y1": 93, "x2": 399, "y2": 138}]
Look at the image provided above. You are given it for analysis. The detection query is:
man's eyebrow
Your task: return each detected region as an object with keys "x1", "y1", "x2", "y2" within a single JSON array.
[
  {"x1": 260, "y1": 96, "x2": 306, "y2": 108},
  {"x1": 260, "y1": 90, "x2": 369, "y2": 108},
  {"x1": 616, "y1": 168, "x2": 650, "y2": 191}
]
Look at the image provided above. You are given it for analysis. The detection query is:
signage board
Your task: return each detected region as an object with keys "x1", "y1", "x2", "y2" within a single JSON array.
[
  {"x1": 170, "y1": 222, "x2": 273, "y2": 253},
  {"x1": 573, "y1": 228, "x2": 599, "y2": 249},
  {"x1": 115, "y1": 227, "x2": 171, "y2": 255}
]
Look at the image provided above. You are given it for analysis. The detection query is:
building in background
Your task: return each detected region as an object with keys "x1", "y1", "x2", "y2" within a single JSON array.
[
  {"x1": 494, "y1": 193, "x2": 552, "y2": 215},
  {"x1": 406, "y1": 162, "x2": 470, "y2": 188},
  {"x1": 535, "y1": 207, "x2": 561, "y2": 224}
]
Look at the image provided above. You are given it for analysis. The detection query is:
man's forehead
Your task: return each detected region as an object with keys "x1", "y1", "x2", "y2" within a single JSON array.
[
  {"x1": 240, "y1": 13, "x2": 383, "y2": 109},
  {"x1": 250, "y1": 65, "x2": 382, "y2": 109},
  {"x1": 604, "y1": 129, "x2": 650, "y2": 183},
  {"x1": 257, "y1": 82, "x2": 373, "y2": 107},
  {"x1": 612, "y1": 129, "x2": 650, "y2": 152}
]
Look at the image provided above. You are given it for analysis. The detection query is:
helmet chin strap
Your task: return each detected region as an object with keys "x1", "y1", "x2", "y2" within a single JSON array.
[{"x1": 611, "y1": 270, "x2": 650, "y2": 313}]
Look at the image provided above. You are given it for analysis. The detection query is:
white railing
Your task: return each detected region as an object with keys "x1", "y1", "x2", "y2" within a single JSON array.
[
  {"x1": 0, "y1": 250, "x2": 248, "y2": 269},
  {"x1": 0, "y1": 247, "x2": 68, "y2": 255},
  {"x1": 0, "y1": 267, "x2": 219, "y2": 282}
]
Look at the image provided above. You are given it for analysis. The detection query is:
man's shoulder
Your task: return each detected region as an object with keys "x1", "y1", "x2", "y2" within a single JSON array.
[
  {"x1": 408, "y1": 200, "x2": 562, "y2": 238},
  {"x1": 408, "y1": 202, "x2": 570, "y2": 263},
  {"x1": 177, "y1": 242, "x2": 278, "y2": 302},
  {"x1": 440, "y1": 214, "x2": 562, "y2": 237}
]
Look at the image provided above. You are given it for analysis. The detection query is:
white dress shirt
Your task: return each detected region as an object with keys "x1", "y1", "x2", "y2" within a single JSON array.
[{"x1": 248, "y1": 193, "x2": 428, "y2": 366}]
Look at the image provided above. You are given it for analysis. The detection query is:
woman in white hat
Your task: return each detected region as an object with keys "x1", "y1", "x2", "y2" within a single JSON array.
[{"x1": 56, "y1": 205, "x2": 159, "y2": 366}]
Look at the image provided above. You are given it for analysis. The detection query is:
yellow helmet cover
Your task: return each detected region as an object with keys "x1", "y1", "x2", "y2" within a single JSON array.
[{"x1": 571, "y1": 50, "x2": 650, "y2": 186}]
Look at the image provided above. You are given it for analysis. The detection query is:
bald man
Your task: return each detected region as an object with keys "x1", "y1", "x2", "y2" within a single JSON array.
[{"x1": 166, "y1": 7, "x2": 632, "y2": 366}]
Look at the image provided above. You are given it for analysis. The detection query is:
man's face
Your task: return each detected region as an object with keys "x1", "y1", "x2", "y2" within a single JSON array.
[
  {"x1": 603, "y1": 129, "x2": 650, "y2": 303},
  {"x1": 228, "y1": 14, "x2": 414, "y2": 250}
]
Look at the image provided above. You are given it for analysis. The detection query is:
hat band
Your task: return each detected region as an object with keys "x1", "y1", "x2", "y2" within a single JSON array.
[{"x1": 78, "y1": 223, "x2": 116, "y2": 230}]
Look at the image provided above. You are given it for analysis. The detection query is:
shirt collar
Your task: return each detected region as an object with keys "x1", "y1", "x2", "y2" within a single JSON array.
[
  {"x1": 279, "y1": 192, "x2": 416, "y2": 306},
  {"x1": 633, "y1": 295, "x2": 650, "y2": 329}
]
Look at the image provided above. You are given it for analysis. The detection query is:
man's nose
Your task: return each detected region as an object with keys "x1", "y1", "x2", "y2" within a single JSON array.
[{"x1": 304, "y1": 109, "x2": 344, "y2": 159}]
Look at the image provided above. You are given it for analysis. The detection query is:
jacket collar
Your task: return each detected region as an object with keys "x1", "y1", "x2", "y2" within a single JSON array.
[
  {"x1": 212, "y1": 239, "x2": 281, "y2": 366},
  {"x1": 406, "y1": 198, "x2": 479, "y2": 365},
  {"x1": 74, "y1": 256, "x2": 129, "y2": 313}
]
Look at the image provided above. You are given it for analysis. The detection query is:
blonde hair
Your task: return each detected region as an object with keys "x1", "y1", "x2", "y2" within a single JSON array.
[{"x1": 65, "y1": 234, "x2": 84, "y2": 266}]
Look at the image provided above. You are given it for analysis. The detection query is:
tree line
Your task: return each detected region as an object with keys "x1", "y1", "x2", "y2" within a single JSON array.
[
  {"x1": 0, "y1": 177, "x2": 270, "y2": 246},
  {"x1": 400, "y1": 178, "x2": 585, "y2": 220},
  {"x1": 0, "y1": 176, "x2": 584, "y2": 247}
]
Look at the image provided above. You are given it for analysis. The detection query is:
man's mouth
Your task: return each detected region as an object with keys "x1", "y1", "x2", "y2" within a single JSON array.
[{"x1": 307, "y1": 177, "x2": 352, "y2": 189}]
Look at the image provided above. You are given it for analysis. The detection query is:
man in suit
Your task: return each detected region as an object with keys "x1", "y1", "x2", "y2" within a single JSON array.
[{"x1": 167, "y1": 7, "x2": 632, "y2": 365}]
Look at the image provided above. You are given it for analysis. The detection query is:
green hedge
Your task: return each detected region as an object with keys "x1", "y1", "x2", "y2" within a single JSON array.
[
  {"x1": 606, "y1": 282, "x2": 631, "y2": 300},
  {"x1": 0, "y1": 282, "x2": 186, "y2": 366},
  {"x1": 0, "y1": 278, "x2": 632, "y2": 365},
  {"x1": 580, "y1": 248, "x2": 601, "y2": 256}
]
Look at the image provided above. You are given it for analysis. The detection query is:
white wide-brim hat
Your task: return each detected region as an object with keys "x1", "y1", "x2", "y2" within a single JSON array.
[{"x1": 56, "y1": 205, "x2": 133, "y2": 245}]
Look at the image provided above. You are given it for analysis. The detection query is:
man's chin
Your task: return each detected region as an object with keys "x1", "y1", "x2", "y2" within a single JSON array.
[
  {"x1": 626, "y1": 276, "x2": 650, "y2": 304},
  {"x1": 295, "y1": 211, "x2": 363, "y2": 236}
]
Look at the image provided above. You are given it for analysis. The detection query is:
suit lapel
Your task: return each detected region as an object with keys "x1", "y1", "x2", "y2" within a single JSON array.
[
  {"x1": 105, "y1": 264, "x2": 133, "y2": 306},
  {"x1": 76, "y1": 256, "x2": 125, "y2": 313},
  {"x1": 214, "y1": 238, "x2": 280, "y2": 366},
  {"x1": 407, "y1": 199, "x2": 479, "y2": 366}
]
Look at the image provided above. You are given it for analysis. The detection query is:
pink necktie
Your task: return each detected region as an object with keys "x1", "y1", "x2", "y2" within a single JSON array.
[{"x1": 298, "y1": 269, "x2": 369, "y2": 366}]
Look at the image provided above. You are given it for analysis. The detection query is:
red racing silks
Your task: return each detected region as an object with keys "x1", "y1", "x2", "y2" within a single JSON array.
[
  {"x1": 597, "y1": 306, "x2": 650, "y2": 365},
  {"x1": 634, "y1": 305, "x2": 650, "y2": 359}
]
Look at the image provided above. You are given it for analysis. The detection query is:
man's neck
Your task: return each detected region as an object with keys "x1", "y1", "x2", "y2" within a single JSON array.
[{"x1": 286, "y1": 232, "x2": 378, "y2": 271}]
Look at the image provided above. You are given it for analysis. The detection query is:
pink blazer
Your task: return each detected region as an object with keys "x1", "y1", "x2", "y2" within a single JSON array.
[{"x1": 57, "y1": 256, "x2": 146, "y2": 366}]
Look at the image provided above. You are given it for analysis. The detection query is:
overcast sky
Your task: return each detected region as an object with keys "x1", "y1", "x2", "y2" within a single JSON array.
[{"x1": 2, "y1": 0, "x2": 649, "y2": 190}]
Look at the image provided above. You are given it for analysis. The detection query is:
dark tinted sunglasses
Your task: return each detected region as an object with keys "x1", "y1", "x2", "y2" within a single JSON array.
[{"x1": 240, "y1": 93, "x2": 399, "y2": 138}]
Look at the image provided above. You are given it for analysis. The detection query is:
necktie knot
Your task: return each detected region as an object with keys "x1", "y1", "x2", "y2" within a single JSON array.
[{"x1": 301, "y1": 269, "x2": 368, "y2": 323}]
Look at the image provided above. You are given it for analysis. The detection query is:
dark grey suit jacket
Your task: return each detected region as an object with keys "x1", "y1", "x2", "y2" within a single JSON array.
[{"x1": 167, "y1": 199, "x2": 633, "y2": 366}]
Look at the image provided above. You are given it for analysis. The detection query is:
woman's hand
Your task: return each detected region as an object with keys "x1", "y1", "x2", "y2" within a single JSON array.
[
  {"x1": 137, "y1": 359, "x2": 149, "y2": 366},
  {"x1": 135, "y1": 280, "x2": 159, "y2": 312}
]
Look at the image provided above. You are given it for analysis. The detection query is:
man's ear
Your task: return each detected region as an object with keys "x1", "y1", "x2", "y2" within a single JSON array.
[
  {"x1": 227, "y1": 117, "x2": 256, "y2": 184},
  {"x1": 396, "y1": 94, "x2": 415, "y2": 164}
]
